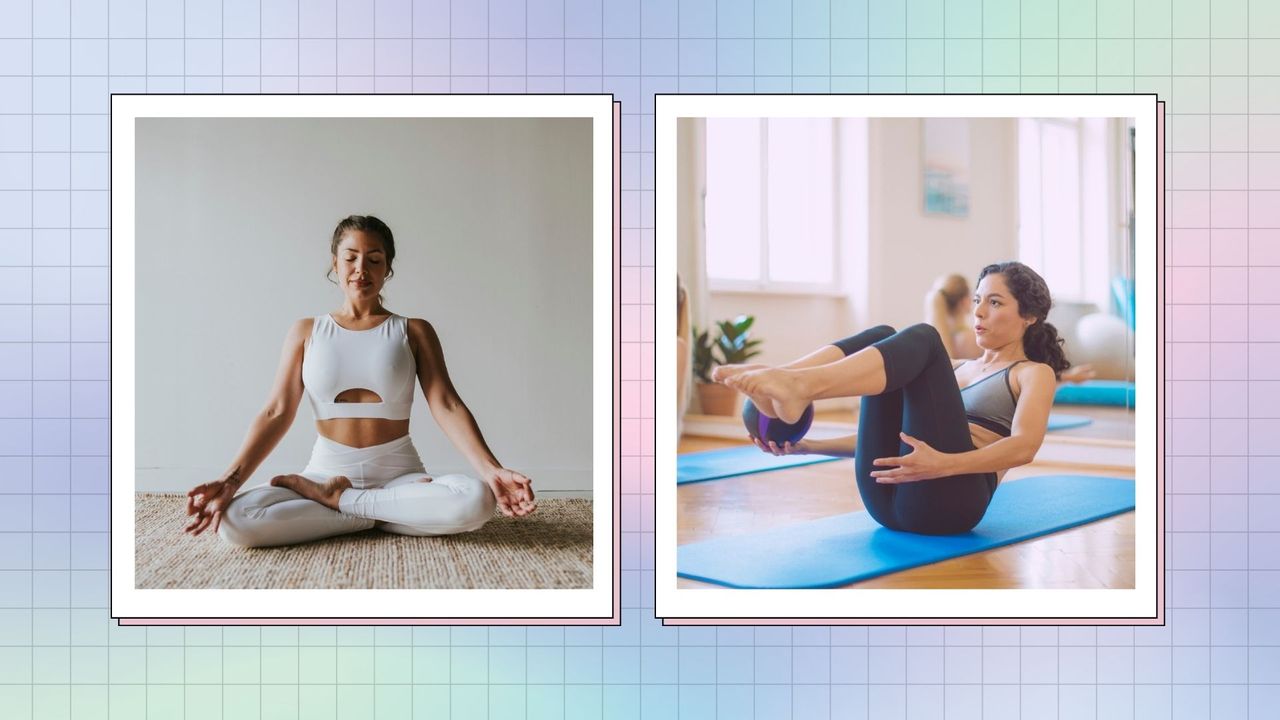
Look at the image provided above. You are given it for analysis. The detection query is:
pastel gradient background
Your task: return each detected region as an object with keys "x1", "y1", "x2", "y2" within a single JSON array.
[{"x1": 0, "y1": 1, "x2": 1272, "y2": 719}]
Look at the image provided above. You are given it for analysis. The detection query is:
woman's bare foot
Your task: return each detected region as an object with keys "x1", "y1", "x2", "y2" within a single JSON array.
[
  {"x1": 270, "y1": 474, "x2": 352, "y2": 511},
  {"x1": 728, "y1": 368, "x2": 811, "y2": 424},
  {"x1": 712, "y1": 363, "x2": 779, "y2": 417},
  {"x1": 711, "y1": 362, "x2": 766, "y2": 384}
]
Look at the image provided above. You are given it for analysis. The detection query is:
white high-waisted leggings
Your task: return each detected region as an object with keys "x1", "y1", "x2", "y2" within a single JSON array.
[{"x1": 217, "y1": 434, "x2": 496, "y2": 548}]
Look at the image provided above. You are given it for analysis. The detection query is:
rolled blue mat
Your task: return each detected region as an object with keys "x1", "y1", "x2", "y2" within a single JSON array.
[
  {"x1": 677, "y1": 445, "x2": 841, "y2": 485},
  {"x1": 1054, "y1": 380, "x2": 1135, "y2": 407},
  {"x1": 677, "y1": 474, "x2": 1135, "y2": 589}
]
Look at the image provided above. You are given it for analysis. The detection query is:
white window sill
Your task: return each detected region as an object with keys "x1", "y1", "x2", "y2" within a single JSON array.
[{"x1": 709, "y1": 283, "x2": 850, "y2": 299}]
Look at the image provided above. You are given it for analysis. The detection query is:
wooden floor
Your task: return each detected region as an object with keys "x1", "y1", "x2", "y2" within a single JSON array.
[{"x1": 677, "y1": 404, "x2": 1136, "y2": 590}]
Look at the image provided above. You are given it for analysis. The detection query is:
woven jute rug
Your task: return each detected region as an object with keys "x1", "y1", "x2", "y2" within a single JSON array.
[{"x1": 135, "y1": 493, "x2": 593, "y2": 589}]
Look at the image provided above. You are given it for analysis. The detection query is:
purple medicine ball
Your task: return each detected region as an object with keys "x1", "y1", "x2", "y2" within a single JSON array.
[{"x1": 742, "y1": 399, "x2": 815, "y2": 445}]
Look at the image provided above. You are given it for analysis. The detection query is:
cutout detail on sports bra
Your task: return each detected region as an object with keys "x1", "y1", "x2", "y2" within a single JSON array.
[{"x1": 333, "y1": 388, "x2": 383, "y2": 404}]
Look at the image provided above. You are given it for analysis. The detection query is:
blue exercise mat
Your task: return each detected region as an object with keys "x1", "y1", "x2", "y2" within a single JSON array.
[
  {"x1": 1055, "y1": 380, "x2": 1135, "y2": 407},
  {"x1": 679, "y1": 416, "x2": 1090, "y2": 485},
  {"x1": 677, "y1": 445, "x2": 840, "y2": 485},
  {"x1": 1047, "y1": 413, "x2": 1093, "y2": 431},
  {"x1": 677, "y1": 475, "x2": 1135, "y2": 588}
]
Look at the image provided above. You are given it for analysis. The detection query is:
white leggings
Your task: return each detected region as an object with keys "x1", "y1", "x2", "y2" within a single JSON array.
[{"x1": 218, "y1": 434, "x2": 496, "y2": 548}]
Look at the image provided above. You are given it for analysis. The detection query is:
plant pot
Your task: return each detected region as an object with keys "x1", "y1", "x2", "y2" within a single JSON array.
[{"x1": 697, "y1": 383, "x2": 739, "y2": 416}]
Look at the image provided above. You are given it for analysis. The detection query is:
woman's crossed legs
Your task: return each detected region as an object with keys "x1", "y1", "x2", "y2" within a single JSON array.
[{"x1": 218, "y1": 472, "x2": 496, "y2": 548}]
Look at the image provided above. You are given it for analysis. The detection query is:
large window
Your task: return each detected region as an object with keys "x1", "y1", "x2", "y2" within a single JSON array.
[
  {"x1": 704, "y1": 118, "x2": 837, "y2": 292},
  {"x1": 1018, "y1": 118, "x2": 1115, "y2": 310}
]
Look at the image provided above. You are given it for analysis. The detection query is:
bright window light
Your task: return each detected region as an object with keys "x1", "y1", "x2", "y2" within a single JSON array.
[
  {"x1": 705, "y1": 118, "x2": 762, "y2": 282},
  {"x1": 767, "y1": 119, "x2": 834, "y2": 285},
  {"x1": 705, "y1": 118, "x2": 837, "y2": 291}
]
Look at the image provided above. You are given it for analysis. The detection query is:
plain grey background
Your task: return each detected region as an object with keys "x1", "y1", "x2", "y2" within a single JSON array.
[{"x1": 134, "y1": 117, "x2": 594, "y2": 495}]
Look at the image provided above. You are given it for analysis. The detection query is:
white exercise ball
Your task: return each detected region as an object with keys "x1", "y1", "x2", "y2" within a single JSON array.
[{"x1": 1069, "y1": 312, "x2": 1134, "y2": 380}]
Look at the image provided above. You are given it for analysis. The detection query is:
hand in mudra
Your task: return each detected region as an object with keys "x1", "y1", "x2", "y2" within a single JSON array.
[
  {"x1": 184, "y1": 479, "x2": 239, "y2": 536},
  {"x1": 484, "y1": 467, "x2": 537, "y2": 517}
]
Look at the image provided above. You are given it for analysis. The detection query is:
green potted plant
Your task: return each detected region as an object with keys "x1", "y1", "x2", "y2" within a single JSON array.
[{"x1": 693, "y1": 315, "x2": 763, "y2": 416}]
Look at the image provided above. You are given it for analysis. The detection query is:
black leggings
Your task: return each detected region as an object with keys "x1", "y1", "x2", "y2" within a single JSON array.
[{"x1": 832, "y1": 323, "x2": 998, "y2": 535}]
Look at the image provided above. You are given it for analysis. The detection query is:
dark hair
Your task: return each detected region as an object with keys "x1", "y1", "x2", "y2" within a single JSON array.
[
  {"x1": 976, "y1": 261, "x2": 1071, "y2": 379},
  {"x1": 326, "y1": 215, "x2": 396, "y2": 303}
]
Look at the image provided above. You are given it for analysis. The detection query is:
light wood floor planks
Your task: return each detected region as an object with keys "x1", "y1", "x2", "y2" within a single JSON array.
[{"x1": 676, "y1": 405, "x2": 1136, "y2": 590}]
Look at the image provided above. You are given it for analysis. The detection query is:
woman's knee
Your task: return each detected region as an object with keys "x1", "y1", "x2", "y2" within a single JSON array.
[
  {"x1": 868, "y1": 324, "x2": 897, "y2": 341},
  {"x1": 393, "y1": 475, "x2": 495, "y2": 534},
  {"x1": 905, "y1": 322, "x2": 947, "y2": 351},
  {"x1": 214, "y1": 487, "x2": 289, "y2": 548},
  {"x1": 216, "y1": 496, "x2": 267, "y2": 548},
  {"x1": 441, "y1": 474, "x2": 497, "y2": 529}
]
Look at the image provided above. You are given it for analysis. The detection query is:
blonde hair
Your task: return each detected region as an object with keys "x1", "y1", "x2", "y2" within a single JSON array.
[{"x1": 935, "y1": 273, "x2": 970, "y2": 313}]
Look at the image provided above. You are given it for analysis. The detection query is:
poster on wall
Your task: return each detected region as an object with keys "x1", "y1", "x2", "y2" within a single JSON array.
[{"x1": 923, "y1": 118, "x2": 971, "y2": 217}]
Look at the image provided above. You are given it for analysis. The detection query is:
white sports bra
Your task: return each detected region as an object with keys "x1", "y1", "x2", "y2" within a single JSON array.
[{"x1": 301, "y1": 313, "x2": 417, "y2": 420}]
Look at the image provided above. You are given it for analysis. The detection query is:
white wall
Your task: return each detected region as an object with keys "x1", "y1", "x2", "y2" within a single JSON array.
[
  {"x1": 134, "y1": 118, "x2": 594, "y2": 494},
  {"x1": 699, "y1": 118, "x2": 1017, "y2": 390},
  {"x1": 865, "y1": 118, "x2": 1019, "y2": 332}
]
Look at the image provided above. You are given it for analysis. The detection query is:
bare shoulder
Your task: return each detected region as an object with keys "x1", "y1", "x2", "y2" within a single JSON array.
[
  {"x1": 1013, "y1": 361, "x2": 1056, "y2": 394},
  {"x1": 404, "y1": 317, "x2": 446, "y2": 360},
  {"x1": 288, "y1": 317, "x2": 314, "y2": 346},
  {"x1": 405, "y1": 317, "x2": 439, "y2": 344},
  {"x1": 284, "y1": 316, "x2": 313, "y2": 353}
]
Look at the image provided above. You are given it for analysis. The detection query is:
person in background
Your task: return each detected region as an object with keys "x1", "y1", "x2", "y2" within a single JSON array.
[
  {"x1": 676, "y1": 275, "x2": 692, "y2": 437},
  {"x1": 927, "y1": 272, "x2": 1096, "y2": 384},
  {"x1": 925, "y1": 273, "x2": 982, "y2": 360}
]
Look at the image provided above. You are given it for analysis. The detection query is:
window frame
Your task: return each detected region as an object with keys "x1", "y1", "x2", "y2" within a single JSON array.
[{"x1": 704, "y1": 118, "x2": 843, "y2": 296}]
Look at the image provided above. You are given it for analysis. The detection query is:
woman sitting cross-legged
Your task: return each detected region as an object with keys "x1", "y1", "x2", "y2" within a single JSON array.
[{"x1": 183, "y1": 215, "x2": 536, "y2": 548}]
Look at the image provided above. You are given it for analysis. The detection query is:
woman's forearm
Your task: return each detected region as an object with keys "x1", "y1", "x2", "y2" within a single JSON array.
[
  {"x1": 431, "y1": 398, "x2": 503, "y2": 477},
  {"x1": 805, "y1": 434, "x2": 858, "y2": 458},
  {"x1": 948, "y1": 437, "x2": 1037, "y2": 476},
  {"x1": 219, "y1": 410, "x2": 294, "y2": 488}
]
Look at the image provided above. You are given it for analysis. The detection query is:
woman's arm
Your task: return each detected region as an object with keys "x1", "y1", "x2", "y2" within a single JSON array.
[
  {"x1": 871, "y1": 363, "x2": 1056, "y2": 482},
  {"x1": 801, "y1": 434, "x2": 858, "y2": 458},
  {"x1": 408, "y1": 319, "x2": 535, "y2": 517},
  {"x1": 946, "y1": 363, "x2": 1056, "y2": 475},
  {"x1": 186, "y1": 319, "x2": 307, "y2": 535},
  {"x1": 407, "y1": 318, "x2": 503, "y2": 477},
  {"x1": 217, "y1": 319, "x2": 309, "y2": 487},
  {"x1": 754, "y1": 433, "x2": 857, "y2": 458}
]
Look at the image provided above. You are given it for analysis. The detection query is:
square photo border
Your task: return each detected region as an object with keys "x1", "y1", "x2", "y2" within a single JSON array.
[
  {"x1": 655, "y1": 94, "x2": 1163, "y2": 623},
  {"x1": 110, "y1": 94, "x2": 619, "y2": 623}
]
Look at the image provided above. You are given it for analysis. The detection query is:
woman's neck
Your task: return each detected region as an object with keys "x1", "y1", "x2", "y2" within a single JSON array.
[
  {"x1": 337, "y1": 303, "x2": 387, "y2": 320},
  {"x1": 978, "y1": 343, "x2": 1027, "y2": 367}
]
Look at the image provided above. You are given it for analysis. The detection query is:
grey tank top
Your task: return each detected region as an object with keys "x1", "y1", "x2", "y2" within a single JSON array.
[{"x1": 958, "y1": 360, "x2": 1026, "y2": 437}]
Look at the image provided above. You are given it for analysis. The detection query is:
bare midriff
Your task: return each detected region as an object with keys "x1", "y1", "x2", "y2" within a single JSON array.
[
  {"x1": 968, "y1": 422, "x2": 1009, "y2": 484},
  {"x1": 316, "y1": 390, "x2": 410, "y2": 448},
  {"x1": 316, "y1": 418, "x2": 411, "y2": 449}
]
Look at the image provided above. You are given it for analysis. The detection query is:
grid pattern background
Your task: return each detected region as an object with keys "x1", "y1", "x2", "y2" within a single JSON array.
[{"x1": 0, "y1": 0, "x2": 1275, "y2": 718}]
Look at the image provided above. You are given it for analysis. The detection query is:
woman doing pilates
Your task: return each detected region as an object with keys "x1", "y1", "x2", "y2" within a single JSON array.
[
  {"x1": 714, "y1": 261, "x2": 1068, "y2": 536},
  {"x1": 182, "y1": 215, "x2": 537, "y2": 547}
]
